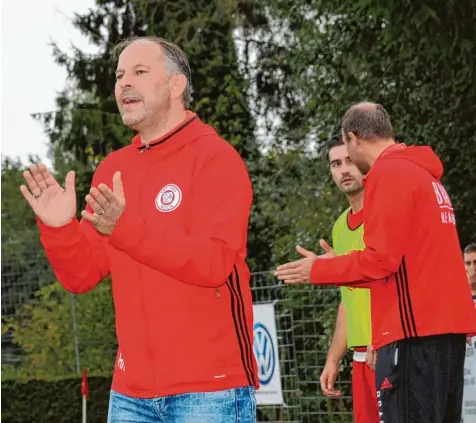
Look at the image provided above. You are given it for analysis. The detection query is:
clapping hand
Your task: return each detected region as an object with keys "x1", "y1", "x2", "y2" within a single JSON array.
[
  {"x1": 81, "y1": 171, "x2": 126, "y2": 235},
  {"x1": 20, "y1": 164, "x2": 77, "y2": 227}
]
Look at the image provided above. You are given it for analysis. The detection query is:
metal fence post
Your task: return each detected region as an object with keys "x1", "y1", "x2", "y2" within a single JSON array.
[{"x1": 70, "y1": 293, "x2": 81, "y2": 375}]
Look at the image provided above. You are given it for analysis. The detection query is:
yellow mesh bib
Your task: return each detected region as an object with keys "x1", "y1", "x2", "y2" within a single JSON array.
[{"x1": 332, "y1": 208, "x2": 372, "y2": 349}]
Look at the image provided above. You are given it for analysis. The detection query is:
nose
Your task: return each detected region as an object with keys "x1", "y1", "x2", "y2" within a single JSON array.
[
  {"x1": 120, "y1": 81, "x2": 132, "y2": 90},
  {"x1": 118, "y1": 73, "x2": 133, "y2": 90},
  {"x1": 341, "y1": 162, "x2": 353, "y2": 173}
]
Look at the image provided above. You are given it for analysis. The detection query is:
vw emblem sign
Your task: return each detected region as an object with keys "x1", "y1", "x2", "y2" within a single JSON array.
[
  {"x1": 253, "y1": 322, "x2": 276, "y2": 385},
  {"x1": 252, "y1": 303, "x2": 284, "y2": 405}
]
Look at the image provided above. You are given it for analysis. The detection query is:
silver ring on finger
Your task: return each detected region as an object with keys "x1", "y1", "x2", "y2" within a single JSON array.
[{"x1": 97, "y1": 209, "x2": 105, "y2": 216}]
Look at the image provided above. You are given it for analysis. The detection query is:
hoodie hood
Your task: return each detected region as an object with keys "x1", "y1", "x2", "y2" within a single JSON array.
[{"x1": 379, "y1": 143, "x2": 444, "y2": 180}]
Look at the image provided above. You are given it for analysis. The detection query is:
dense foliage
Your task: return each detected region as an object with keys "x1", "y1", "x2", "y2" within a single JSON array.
[
  {"x1": 1, "y1": 376, "x2": 111, "y2": 423},
  {"x1": 2, "y1": 0, "x2": 475, "y2": 421}
]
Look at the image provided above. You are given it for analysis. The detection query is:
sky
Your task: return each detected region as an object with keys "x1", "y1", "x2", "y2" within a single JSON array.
[{"x1": 1, "y1": 0, "x2": 97, "y2": 168}]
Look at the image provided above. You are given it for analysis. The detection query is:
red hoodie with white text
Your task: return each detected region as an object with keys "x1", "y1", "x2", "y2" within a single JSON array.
[
  {"x1": 311, "y1": 144, "x2": 476, "y2": 349},
  {"x1": 38, "y1": 112, "x2": 259, "y2": 398}
]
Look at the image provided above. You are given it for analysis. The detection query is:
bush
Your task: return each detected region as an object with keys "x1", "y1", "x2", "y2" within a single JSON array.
[
  {"x1": 1, "y1": 376, "x2": 111, "y2": 423},
  {"x1": 2, "y1": 281, "x2": 116, "y2": 380}
]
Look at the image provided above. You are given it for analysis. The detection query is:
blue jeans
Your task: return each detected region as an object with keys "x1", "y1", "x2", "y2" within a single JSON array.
[{"x1": 107, "y1": 387, "x2": 256, "y2": 423}]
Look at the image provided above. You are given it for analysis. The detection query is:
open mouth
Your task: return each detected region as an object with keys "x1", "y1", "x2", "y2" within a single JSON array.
[{"x1": 122, "y1": 97, "x2": 141, "y2": 107}]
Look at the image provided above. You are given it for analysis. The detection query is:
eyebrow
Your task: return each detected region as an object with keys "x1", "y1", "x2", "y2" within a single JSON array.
[{"x1": 115, "y1": 64, "x2": 151, "y2": 74}]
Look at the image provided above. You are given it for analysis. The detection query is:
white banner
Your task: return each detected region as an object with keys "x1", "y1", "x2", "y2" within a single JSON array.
[
  {"x1": 252, "y1": 303, "x2": 284, "y2": 405},
  {"x1": 463, "y1": 336, "x2": 476, "y2": 423}
]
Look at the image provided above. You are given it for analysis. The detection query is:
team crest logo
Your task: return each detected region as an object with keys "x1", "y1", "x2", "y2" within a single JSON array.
[{"x1": 155, "y1": 184, "x2": 182, "y2": 212}]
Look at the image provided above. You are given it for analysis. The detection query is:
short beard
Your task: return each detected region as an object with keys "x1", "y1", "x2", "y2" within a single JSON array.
[
  {"x1": 340, "y1": 183, "x2": 363, "y2": 196},
  {"x1": 345, "y1": 188, "x2": 363, "y2": 196},
  {"x1": 122, "y1": 95, "x2": 171, "y2": 132},
  {"x1": 122, "y1": 114, "x2": 146, "y2": 128}
]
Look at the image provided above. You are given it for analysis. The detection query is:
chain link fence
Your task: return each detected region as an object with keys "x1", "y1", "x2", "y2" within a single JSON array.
[
  {"x1": 1, "y1": 234, "x2": 353, "y2": 422},
  {"x1": 251, "y1": 272, "x2": 352, "y2": 423}
]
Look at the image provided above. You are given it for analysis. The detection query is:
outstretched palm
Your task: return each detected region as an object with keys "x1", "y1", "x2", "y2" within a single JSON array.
[{"x1": 20, "y1": 163, "x2": 77, "y2": 227}]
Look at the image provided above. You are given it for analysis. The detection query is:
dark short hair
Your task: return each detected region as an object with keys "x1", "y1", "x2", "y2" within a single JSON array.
[
  {"x1": 112, "y1": 36, "x2": 193, "y2": 108},
  {"x1": 464, "y1": 243, "x2": 476, "y2": 254},
  {"x1": 324, "y1": 134, "x2": 344, "y2": 161},
  {"x1": 342, "y1": 102, "x2": 395, "y2": 141}
]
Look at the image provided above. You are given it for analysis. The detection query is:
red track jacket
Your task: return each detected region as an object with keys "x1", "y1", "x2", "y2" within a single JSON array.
[
  {"x1": 38, "y1": 112, "x2": 259, "y2": 397},
  {"x1": 311, "y1": 143, "x2": 476, "y2": 350}
]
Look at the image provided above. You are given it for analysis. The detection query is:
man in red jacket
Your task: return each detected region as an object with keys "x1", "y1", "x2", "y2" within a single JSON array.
[
  {"x1": 275, "y1": 102, "x2": 476, "y2": 422},
  {"x1": 20, "y1": 36, "x2": 258, "y2": 423}
]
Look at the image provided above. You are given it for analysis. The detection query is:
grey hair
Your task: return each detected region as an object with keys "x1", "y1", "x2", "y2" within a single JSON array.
[{"x1": 113, "y1": 36, "x2": 193, "y2": 108}]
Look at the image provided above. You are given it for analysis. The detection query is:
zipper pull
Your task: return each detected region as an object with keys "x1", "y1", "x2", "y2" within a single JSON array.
[
  {"x1": 216, "y1": 288, "x2": 221, "y2": 299},
  {"x1": 140, "y1": 144, "x2": 150, "y2": 154}
]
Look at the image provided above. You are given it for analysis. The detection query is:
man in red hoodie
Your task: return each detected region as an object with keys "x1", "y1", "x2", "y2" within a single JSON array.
[
  {"x1": 275, "y1": 102, "x2": 476, "y2": 422},
  {"x1": 20, "y1": 36, "x2": 258, "y2": 423}
]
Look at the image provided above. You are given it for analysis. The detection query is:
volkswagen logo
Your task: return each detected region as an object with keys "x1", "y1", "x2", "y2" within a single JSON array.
[{"x1": 253, "y1": 322, "x2": 276, "y2": 385}]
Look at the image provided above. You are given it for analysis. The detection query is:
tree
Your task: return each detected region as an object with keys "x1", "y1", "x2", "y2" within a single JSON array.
[
  {"x1": 252, "y1": 0, "x2": 476, "y2": 246},
  {"x1": 34, "y1": 0, "x2": 292, "y2": 270},
  {"x1": 242, "y1": 3, "x2": 476, "y2": 419},
  {"x1": 2, "y1": 280, "x2": 116, "y2": 380},
  {"x1": 1, "y1": 157, "x2": 56, "y2": 365}
]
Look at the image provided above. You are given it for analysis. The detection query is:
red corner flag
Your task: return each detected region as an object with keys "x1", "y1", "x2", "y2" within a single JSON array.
[{"x1": 81, "y1": 368, "x2": 89, "y2": 398}]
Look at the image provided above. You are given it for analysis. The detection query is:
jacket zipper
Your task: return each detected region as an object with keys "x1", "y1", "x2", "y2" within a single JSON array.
[
  {"x1": 137, "y1": 156, "x2": 157, "y2": 395},
  {"x1": 140, "y1": 144, "x2": 150, "y2": 154}
]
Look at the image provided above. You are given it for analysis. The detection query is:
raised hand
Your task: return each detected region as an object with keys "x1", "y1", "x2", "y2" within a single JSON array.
[
  {"x1": 274, "y1": 240, "x2": 336, "y2": 284},
  {"x1": 317, "y1": 239, "x2": 336, "y2": 259},
  {"x1": 81, "y1": 171, "x2": 126, "y2": 235},
  {"x1": 20, "y1": 164, "x2": 77, "y2": 227},
  {"x1": 274, "y1": 245, "x2": 318, "y2": 284}
]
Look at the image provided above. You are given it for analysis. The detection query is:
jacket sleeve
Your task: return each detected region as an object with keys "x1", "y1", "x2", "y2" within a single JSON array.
[
  {"x1": 107, "y1": 142, "x2": 252, "y2": 288},
  {"x1": 38, "y1": 179, "x2": 111, "y2": 294},
  {"x1": 310, "y1": 159, "x2": 415, "y2": 286}
]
